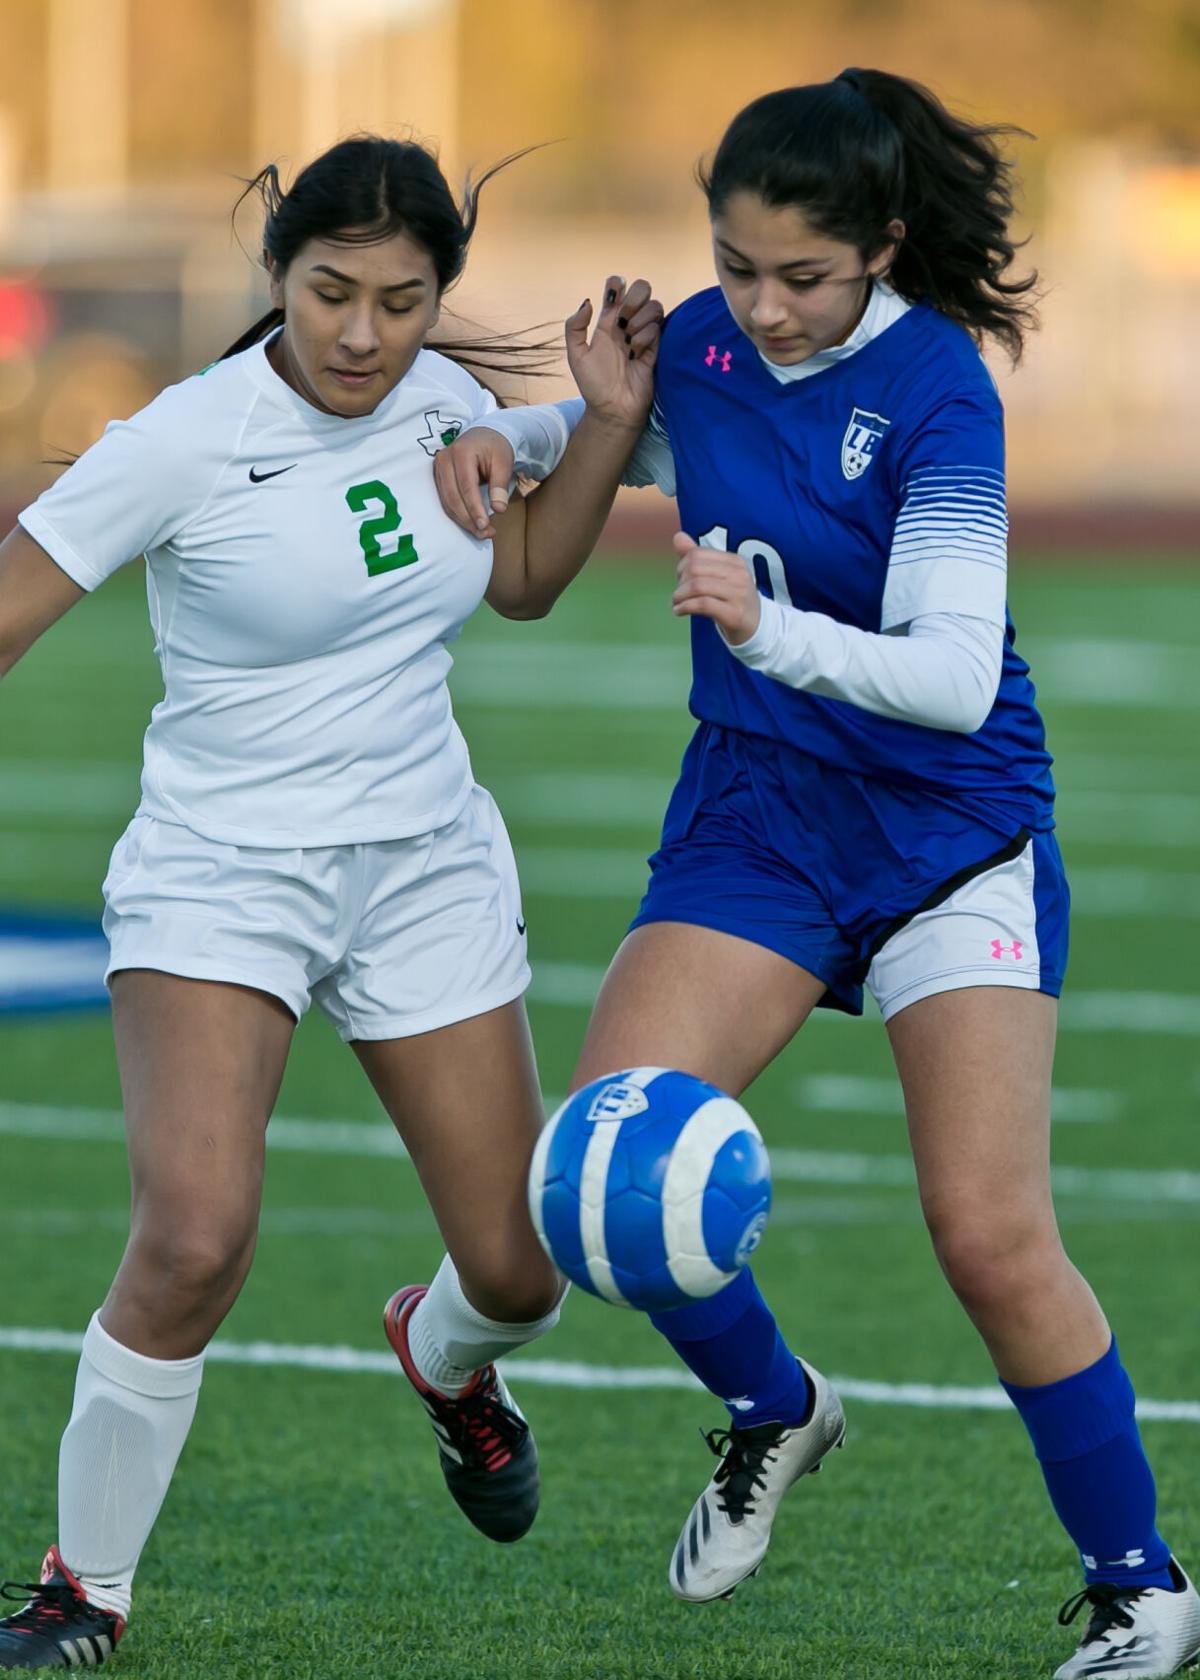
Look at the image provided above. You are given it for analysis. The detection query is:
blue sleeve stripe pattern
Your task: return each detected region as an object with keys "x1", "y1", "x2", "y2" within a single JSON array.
[{"x1": 888, "y1": 466, "x2": 1008, "y2": 574}]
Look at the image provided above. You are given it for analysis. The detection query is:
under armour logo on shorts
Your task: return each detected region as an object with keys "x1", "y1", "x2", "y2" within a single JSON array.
[{"x1": 990, "y1": 939, "x2": 1024, "y2": 960}]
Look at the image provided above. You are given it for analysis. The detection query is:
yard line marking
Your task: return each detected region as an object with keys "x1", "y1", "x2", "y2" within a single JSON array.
[
  {"x1": 3, "y1": 1206, "x2": 439, "y2": 1237},
  {"x1": 793, "y1": 1074, "x2": 1122, "y2": 1123},
  {"x1": 515, "y1": 850, "x2": 1200, "y2": 921},
  {"x1": 452, "y1": 636, "x2": 1200, "y2": 711},
  {"x1": 1, "y1": 1326, "x2": 1196, "y2": 1422},
  {"x1": 3, "y1": 1103, "x2": 1198, "y2": 1202},
  {"x1": 528, "y1": 967, "x2": 1200, "y2": 1036}
]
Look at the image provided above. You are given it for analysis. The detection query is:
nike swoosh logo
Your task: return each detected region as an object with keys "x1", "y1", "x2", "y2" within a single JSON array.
[
  {"x1": 516, "y1": 918, "x2": 527, "y2": 935},
  {"x1": 248, "y1": 464, "x2": 297, "y2": 483}
]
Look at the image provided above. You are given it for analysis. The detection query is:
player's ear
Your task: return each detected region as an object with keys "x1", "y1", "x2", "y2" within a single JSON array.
[
  {"x1": 870, "y1": 219, "x2": 906, "y2": 281},
  {"x1": 265, "y1": 252, "x2": 285, "y2": 311}
]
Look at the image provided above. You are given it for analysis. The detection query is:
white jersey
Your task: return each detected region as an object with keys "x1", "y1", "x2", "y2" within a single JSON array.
[{"x1": 20, "y1": 339, "x2": 498, "y2": 846}]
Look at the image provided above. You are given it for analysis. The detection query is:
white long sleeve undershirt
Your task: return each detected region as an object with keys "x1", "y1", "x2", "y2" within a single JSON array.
[{"x1": 725, "y1": 598, "x2": 1003, "y2": 735}]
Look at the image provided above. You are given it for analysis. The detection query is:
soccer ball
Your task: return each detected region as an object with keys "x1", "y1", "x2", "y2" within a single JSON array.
[{"x1": 527, "y1": 1068, "x2": 772, "y2": 1312}]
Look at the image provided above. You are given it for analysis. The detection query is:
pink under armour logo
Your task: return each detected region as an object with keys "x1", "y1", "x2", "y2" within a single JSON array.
[
  {"x1": 990, "y1": 939, "x2": 1024, "y2": 961},
  {"x1": 704, "y1": 345, "x2": 732, "y2": 372}
]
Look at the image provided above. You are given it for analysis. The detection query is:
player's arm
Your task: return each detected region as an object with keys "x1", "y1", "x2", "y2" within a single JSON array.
[
  {"x1": 0, "y1": 525, "x2": 87, "y2": 677},
  {"x1": 485, "y1": 276, "x2": 663, "y2": 620},
  {"x1": 671, "y1": 533, "x2": 1004, "y2": 734}
]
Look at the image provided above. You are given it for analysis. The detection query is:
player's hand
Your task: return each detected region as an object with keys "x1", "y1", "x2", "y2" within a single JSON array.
[
  {"x1": 670, "y1": 532, "x2": 761, "y2": 645},
  {"x1": 565, "y1": 276, "x2": 663, "y2": 432},
  {"x1": 433, "y1": 428, "x2": 515, "y2": 539}
]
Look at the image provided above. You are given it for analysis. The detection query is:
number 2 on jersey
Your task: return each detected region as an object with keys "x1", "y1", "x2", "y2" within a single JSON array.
[{"x1": 345, "y1": 480, "x2": 419, "y2": 577}]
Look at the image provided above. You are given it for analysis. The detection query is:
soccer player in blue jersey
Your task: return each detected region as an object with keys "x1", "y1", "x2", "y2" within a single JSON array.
[{"x1": 430, "y1": 70, "x2": 1200, "y2": 1680}]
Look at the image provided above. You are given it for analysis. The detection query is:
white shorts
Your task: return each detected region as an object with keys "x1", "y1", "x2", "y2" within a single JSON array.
[
  {"x1": 865, "y1": 831, "x2": 1069, "y2": 1023},
  {"x1": 102, "y1": 787, "x2": 531, "y2": 1041}
]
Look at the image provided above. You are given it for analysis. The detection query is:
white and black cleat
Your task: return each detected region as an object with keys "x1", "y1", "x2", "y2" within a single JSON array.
[
  {"x1": 669, "y1": 1359, "x2": 845, "y2": 1604},
  {"x1": 1054, "y1": 1559, "x2": 1200, "y2": 1678},
  {"x1": 0, "y1": 1547, "x2": 124, "y2": 1669}
]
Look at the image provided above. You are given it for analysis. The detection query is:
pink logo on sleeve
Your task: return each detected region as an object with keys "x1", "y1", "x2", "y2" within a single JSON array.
[{"x1": 704, "y1": 346, "x2": 733, "y2": 373}]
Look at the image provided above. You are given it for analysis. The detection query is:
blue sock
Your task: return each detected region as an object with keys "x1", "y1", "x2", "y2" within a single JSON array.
[
  {"x1": 649, "y1": 1268, "x2": 813, "y2": 1429},
  {"x1": 1003, "y1": 1337, "x2": 1174, "y2": 1590}
]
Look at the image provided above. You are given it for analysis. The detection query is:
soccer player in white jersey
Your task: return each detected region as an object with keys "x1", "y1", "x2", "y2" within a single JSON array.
[
  {"x1": 0, "y1": 135, "x2": 662, "y2": 1670},
  {"x1": 431, "y1": 73, "x2": 1199, "y2": 1680}
]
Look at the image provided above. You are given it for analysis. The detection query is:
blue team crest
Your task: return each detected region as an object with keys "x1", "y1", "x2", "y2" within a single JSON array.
[{"x1": 841, "y1": 408, "x2": 891, "y2": 481}]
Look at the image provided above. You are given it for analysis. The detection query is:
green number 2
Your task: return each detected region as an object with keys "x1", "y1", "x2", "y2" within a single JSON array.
[{"x1": 345, "y1": 479, "x2": 419, "y2": 577}]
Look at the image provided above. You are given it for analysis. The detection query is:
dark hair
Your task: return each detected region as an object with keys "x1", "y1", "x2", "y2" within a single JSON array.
[
  {"x1": 700, "y1": 70, "x2": 1037, "y2": 363},
  {"x1": 222, "y1": 134, "x2": 555, "y2": 389}
]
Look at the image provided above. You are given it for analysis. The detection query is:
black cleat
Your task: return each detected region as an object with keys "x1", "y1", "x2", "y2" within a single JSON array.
[
  {"x1": 384, "y1": 1284, "x2": 540, "y2": 1543},
  {"x1": 0, "y1": 1547, "x2": 124, "y2": 1670}
]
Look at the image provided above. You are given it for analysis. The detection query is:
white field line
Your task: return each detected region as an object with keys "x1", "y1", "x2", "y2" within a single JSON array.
[
  {"x1": 526, "y1": 966, "x2": 1200, "y2": 1037},
  {"x1": 515, "y1": 850, "x2": 1200, "y2": 920},
  {"x1": 4, "y1": 763, "x2": 1200, "y2": 850},
  {"x1": 3, "y1": 1101, "x2": 1199, "y2": 1204},
  {"x1": 450, "y1": 637, "x2": 1200, "y2": 711},
  {"x1": 2, "y1": 933, "x2": 1200, "y2": 1034},
  {"x1": 1, "y1": 1325, "x2": 1196, "y2": 1422},
  {"x1": 793, "y1": 1074, "x2": 1121, "y2": 1123}
]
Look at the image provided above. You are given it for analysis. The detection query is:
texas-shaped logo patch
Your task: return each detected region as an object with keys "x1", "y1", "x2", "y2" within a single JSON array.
[{"x1": 417, "y1": 410, "x2": 464, "y2": 457}]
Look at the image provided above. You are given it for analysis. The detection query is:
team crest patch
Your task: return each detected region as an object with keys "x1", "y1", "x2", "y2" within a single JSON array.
[
  {"x1": 417, "y1": 410, "x2": 464, "y2": 457},
  {"x1": 841, "y1": 408, "x2": 891, "y2": 481},
  {"x1": 585, "y1": 1082, "x2": 650, "y2": 1123}
]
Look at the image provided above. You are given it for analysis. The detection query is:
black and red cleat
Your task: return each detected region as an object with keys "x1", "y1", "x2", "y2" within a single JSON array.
[
  {"x1": 384, "y1": 1284, "x2": 540, "y2": 1543},
  {"x1": 0, "y1": 1546, "x2": 124, "y2": 1670}
]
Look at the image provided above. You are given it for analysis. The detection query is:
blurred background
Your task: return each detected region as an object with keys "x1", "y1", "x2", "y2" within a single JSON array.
[
  {"x1": 2, "y1": 15, "x2": 1199, "y2": 1670},
  {"x1": 1, "y1": 0, "x2": 1199, "y2": 542}
]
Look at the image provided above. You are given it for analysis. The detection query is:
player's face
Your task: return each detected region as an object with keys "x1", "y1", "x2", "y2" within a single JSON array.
[
  {"x1": 712, "y1": 193, "x2": 901, "y2": 366},
  {"x1": 267, "y1": 230, "x2": 441, "y2": 417}
]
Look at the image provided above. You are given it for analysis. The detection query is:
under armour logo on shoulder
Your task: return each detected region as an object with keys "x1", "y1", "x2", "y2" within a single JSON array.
[
  {"x1": 990, "y1": 939, "x2": 1024, "y2": 961},
  {"x1": 704, "y1": 345, "x2": 732, "y2": 373}
]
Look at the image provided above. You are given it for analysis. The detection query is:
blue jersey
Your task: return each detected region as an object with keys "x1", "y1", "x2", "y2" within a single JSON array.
[{"x1": 653, "y1": 287, "x2": 1055, "y2": 831}]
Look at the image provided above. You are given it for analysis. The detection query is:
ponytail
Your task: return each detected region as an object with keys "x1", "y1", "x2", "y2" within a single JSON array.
[{"x1": 701, "y1": 71, "x2": 1038, "y2": 362}]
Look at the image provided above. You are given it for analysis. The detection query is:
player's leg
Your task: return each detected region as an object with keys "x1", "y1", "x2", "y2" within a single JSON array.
[
  {"x1": 335, "y1": 786, "x2": 561, "y2": 1540},
  {"x1": 573, "y1": 921, "x2": 846, "y2": 1601},
  {"x1": 358, "y1": 1000, "x2": 561, "y2": 1542},
  {"x1": 888, "y1": 986, "x2": 1199, "y2": 1677},
  {"x1": 0, "y1": 971, "x2": 293, "y2": 1670}
]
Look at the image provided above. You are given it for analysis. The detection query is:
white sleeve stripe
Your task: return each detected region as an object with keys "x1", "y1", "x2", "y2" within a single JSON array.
[
  {"x1": 887, "y1": 544, "x2": 1008, "y2": 564},
  {"x1": 904, "y1": 465, "x2": 1006, "y2": 483},
  {"x1": 894, "y1": 515, "x2": 1008, "y2": 539},
  {"x1": 901, "y1": 493, "x2": 1007, "y2": 517},
  {"x1": 903, "y1": 489, "x2": 1005, "y2": 503},
  {"x1": 880, "y1": 557, "x2": 1001, "y2": 577},
  {"x1": 892, "y1": 524, "x2": 1008, "y2": 548}
]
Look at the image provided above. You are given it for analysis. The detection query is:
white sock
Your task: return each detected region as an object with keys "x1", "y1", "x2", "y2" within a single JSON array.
[
  {"x1": 407, "y1": 1255, "x2": 564, "y2": 1397},
  {"x1": 57, "y1": 1313, "x2": 205, "y2": 1621}
]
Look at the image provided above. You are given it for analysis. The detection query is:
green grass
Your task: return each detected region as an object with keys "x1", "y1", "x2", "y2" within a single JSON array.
[{"x1": 1, "y1": 556, "x2": 1199, "y2": 1677}]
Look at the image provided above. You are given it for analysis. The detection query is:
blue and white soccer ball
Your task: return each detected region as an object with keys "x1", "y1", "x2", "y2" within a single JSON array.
[{"x1": 527, "y1": 1068, "x2": 772, "y2": 1312}]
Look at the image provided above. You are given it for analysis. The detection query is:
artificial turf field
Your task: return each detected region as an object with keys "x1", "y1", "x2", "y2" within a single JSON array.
[{"x1": 1, "y1": 555, "x2": 1198, "y2": 1679}]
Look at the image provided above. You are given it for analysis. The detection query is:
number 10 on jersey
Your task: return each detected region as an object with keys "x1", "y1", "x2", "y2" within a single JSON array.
[{"x1": 345, "y1": 480, "x2": 419, "y2": 577}]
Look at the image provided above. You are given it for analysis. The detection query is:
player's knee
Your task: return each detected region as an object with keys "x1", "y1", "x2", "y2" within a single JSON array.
[
  {"x1": 127, "y1": 1211, "x2": 258, "y2": 1313},
  {"x1": 926, "y1": 1207, "x2": 1060, "y2": 1317}
]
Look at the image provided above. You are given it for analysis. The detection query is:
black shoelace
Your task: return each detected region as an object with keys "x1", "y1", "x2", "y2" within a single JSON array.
[
  {"x1": 432, "y1": 1373, "x2": 528, "y2": 1472},
  {"x1": 0, "y1": 1577, "x2": 82, "y2": 1634},
  {"x1": 1058, "y1": 1581, "x2": 1146, "y2": 1646},
  {"x1": 704, "y1": 1424, "x2": 783, "y2": 1522}
]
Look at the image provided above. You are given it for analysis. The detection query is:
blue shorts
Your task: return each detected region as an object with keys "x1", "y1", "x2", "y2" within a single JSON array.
[{"x1": 630, "y1": 723, "x2": 1069, "y2": 1021}]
